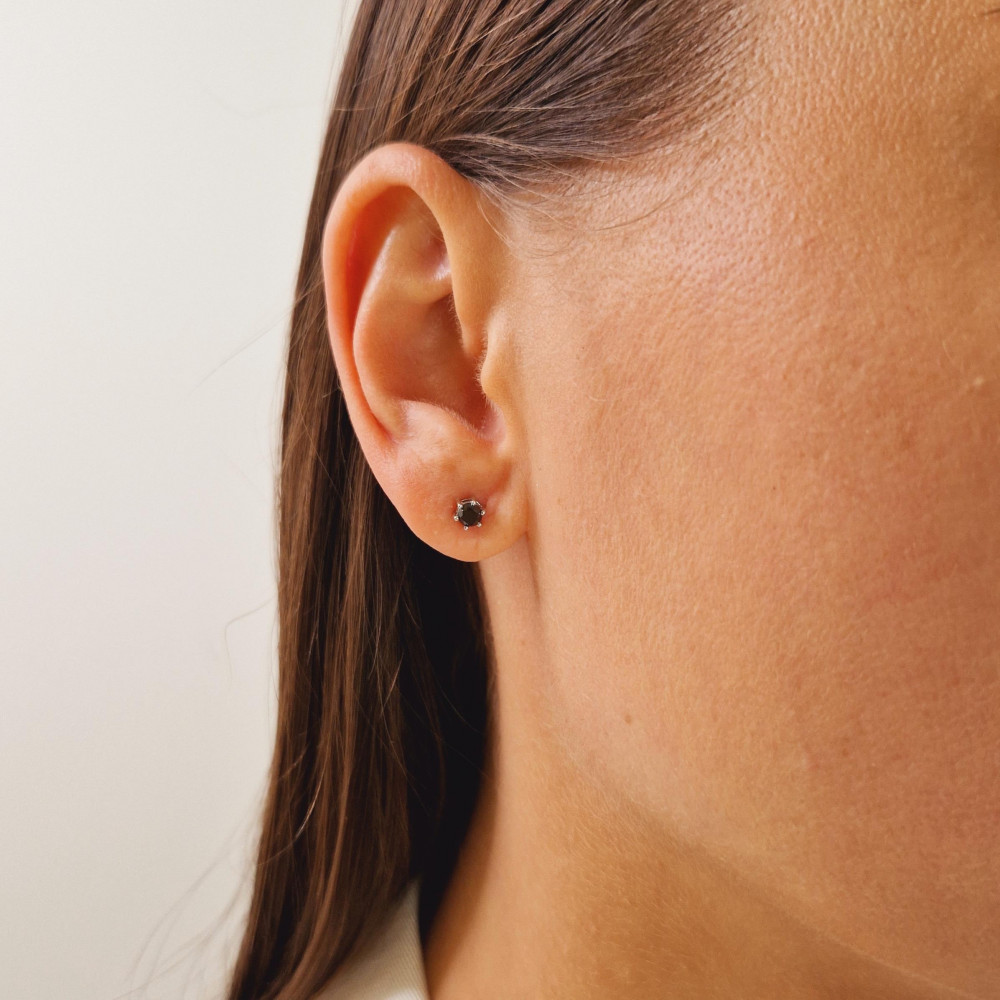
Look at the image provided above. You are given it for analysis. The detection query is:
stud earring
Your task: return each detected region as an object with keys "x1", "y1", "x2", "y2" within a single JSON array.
[{"x1": 453, "y1": 498, "x2": 485, "y2": 530}]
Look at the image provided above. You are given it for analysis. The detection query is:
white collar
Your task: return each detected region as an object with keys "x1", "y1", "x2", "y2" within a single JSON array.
[{"x1": 316, "y1": 880, "x2": 430, "y2": 1000}]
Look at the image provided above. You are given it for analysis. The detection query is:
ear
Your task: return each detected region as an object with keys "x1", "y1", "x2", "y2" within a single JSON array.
[{"x1": 320, "y1": 142, "x2": 526, "y2": 561}]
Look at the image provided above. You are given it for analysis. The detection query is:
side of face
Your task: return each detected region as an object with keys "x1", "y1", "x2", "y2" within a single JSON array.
[{"x1": 500, "y1": 0, "x2": 1000, "y2": 993}]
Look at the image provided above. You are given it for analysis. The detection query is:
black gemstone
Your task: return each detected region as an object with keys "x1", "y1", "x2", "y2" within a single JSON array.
[{"x1": 457, "y1": 500, "x2": 483, "y2": 527}]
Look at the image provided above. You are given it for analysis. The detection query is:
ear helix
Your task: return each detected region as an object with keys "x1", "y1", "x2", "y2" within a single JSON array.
[{"x1": 453, "y1": 498, "x2": 485, "y2": 530}]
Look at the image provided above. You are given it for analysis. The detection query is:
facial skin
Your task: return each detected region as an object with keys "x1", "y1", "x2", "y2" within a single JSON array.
[{"x1": 321, "y1": 2, "x2": 1000, "y2": 997}]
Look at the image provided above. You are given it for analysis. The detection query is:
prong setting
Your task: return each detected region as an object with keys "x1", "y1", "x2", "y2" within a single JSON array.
[{"x1": 453, "y1": 498, "x2": 486, "y2": 529}]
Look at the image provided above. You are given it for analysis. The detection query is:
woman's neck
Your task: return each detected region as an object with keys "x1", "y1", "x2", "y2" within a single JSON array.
[{"x1": 421, "y1": 681, "x2": 978, "y2": 1000}]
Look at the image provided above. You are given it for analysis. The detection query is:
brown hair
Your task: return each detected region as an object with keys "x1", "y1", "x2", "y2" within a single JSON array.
[{"x1": 226, "y1": 2, "x2": 747, "y2": 998}]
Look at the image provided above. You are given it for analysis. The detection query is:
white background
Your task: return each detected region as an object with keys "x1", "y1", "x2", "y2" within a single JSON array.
[{"x1": 1, "y1": 3, "x2": 359, "y2": 997}]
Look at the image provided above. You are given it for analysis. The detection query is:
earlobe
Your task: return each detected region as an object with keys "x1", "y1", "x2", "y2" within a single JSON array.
[{"x1": 319, "y1": 142, "x2": 525, "y2": 561}]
